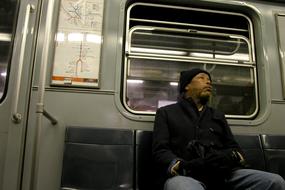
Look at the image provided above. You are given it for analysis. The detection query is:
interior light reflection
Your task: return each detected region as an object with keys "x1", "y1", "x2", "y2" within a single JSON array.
[
  {"x1": 0, "y1": 33, "x2": 11, "y2": 42},
  {"x1": 86, "y1": 34, "x2": 101, "y2": 43},
  {"x1": 191, "y1": 52, "x2": 249, "y2": 61},
  {"x1": 131, "y1": 47, "x2": 187, "y2": 55},
  {"x1": 170, "y1": 82, "x2": 178, "y2": 86},
  {"x1": 56, "y1": 32, "x2": 65, "y2": 42},
  {"x1": 56, "y1": 32, "x2": 102, "y2": 44},
  {"x1": 127, "y1": 79, "x2": 144, "y2": 84},
  {"x1": 68, "y1": 33, "x2": 84, "y2": 42},
  {"x1": 1, "y1": 72, "x2": 7, "y2": 77}
]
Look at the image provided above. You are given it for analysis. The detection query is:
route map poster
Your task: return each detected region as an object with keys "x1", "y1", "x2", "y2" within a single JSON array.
[{"x1": 51, "y1": 0, "x2": 104, "y2": 87}]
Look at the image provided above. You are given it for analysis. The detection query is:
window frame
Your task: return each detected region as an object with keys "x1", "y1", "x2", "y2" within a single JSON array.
[{"x1": 123, "y1": 2, "x2": 258, "y2": 119}]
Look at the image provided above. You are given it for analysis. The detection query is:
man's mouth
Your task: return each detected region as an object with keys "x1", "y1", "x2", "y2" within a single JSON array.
[{"x1": 204, "y1": 87, "x2": 212, "y2": 92}]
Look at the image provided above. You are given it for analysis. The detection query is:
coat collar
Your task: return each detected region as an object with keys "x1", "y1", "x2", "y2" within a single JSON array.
[
  {"x1": 178, "y1": 97, "x2": 224, "y2": 121},
  {"x1": 178, "y1": 97, "x2": 202, "y2": 119}
]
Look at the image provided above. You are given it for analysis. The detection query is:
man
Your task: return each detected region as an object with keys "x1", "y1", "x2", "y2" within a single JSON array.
[{"x1": 152, "y1": 68, "x2": 285, "y2": 190}]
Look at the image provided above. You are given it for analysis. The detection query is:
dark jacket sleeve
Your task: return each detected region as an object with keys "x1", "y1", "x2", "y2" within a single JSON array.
[{"x1": 152, "y1": 108, "x2": 180, "y2": 170}]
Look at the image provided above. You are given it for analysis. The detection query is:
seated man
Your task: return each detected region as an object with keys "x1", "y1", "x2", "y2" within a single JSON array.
[{"x1": 152, "y1": 68, "x2": 285, "y2": 190}]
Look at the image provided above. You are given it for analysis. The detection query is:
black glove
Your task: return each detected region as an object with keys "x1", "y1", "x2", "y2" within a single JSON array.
[
  {"x1": 178, "y1": 158, "x2": 206, "y2": 176},
  {"x1": 180, "y1": 158, "x2": 227, "y2": 189},
  {"x1": 204, "y1": 149, "x2": 244, "y2": 174}
]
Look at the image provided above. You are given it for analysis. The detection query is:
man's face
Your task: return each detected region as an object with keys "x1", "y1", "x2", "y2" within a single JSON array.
[{"x1": 185, "y1": 73, "x2": 212, "y2": 103}]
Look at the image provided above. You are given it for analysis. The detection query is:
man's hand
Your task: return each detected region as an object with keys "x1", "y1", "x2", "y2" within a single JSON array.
[
  {"x1": 204, "y1": 149, "x2": 246, "y2": 173},
  {"x1": 170, "y1": 160, "x2": 181, "y2": 176},
  {"x1": 169, "y1": 158, "x2": 205, "y2": 176}
]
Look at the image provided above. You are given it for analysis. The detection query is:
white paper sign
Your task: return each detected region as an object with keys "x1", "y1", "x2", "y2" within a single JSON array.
[{"x1": 52, "y1": 0, "x2": 104, "y2": 87}]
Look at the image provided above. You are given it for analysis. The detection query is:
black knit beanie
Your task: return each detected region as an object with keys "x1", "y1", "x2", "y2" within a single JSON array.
[{"x1": 178, "y1": 68, "x2": 211, "y2": 93}]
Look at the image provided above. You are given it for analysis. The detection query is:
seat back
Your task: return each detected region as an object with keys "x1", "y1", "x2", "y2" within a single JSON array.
[
  {"x1": 261, "y1": 135, "x2": 285, "y2": 179},
  {"x1": 234, "y1": 134, "x2": 266, "y2": 171},
  {"x1": 61, "y1": 127, "x2": 134, "y2": 190}
]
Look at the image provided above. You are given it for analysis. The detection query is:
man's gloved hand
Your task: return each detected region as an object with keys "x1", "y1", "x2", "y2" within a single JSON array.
[
  {"x1": 169, "y1": 160, "x2": 181, "y2": 176},
  {"x1": 180, "y1": 158, "x2": 205, "y2": 170},
  {"x1": 179, "y1": 158, "x2": 206, "y2": 175},
  {"x1": 204, "y1": 149, "x2": 245, "y2": 174},
  {"x1": 179, "y1": 158, "x2": 223, "y2": 187},
  {"x1": 170, "y1": 157, "x2": 235, "y2": 188},
  {"x1": 168, "y1": 158, "x2": 206, "y2": 176}
]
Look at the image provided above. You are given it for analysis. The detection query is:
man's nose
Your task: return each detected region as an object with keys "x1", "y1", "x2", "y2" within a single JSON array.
[{"x1": 206, "y1": 78, "x2": 211, "y2": 84}]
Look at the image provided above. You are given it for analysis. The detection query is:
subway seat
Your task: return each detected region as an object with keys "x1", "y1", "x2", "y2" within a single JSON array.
[
  {"x1": 61, "y1": 127, "x2": 285, "y2": 190},
  {"x1": 61, "y1": 127, "x2": 134, "y2": 190}
]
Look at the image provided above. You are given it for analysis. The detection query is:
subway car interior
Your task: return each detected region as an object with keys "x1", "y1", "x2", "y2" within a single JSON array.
[{"x1": 1, "y1": 0, "x2": 285, "y2": 189}]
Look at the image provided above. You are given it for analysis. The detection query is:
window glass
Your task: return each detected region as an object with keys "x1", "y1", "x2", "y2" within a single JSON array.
[
  {"x1": 130, "y1": 28, "x2": 250, "y2": 62},
  {"x1": 124, "y1": 3, "x2": 257, "y2": 118},
  {"x1": 0, "y1": 0, "x2": 18, "y2": 101},
  {"x1": 126, "y1": 58, "x2": 256, "y2": 116}
]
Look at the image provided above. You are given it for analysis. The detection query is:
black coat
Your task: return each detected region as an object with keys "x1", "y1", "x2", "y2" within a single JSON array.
[{"x1": 152, "y1": 98, "x2": 242, "y2": 188}]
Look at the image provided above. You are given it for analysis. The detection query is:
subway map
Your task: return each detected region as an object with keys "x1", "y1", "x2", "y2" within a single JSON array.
[{"x1": 52, "y1": 0, "x2": 104, "y2": 87}]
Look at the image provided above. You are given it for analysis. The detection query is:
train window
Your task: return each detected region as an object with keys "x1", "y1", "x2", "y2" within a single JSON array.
[
  {"x1": 0, "y1": 1, "x2": 18, "y2": 101},
  {"x1": 123, "y1": 3, "x2": 257, "y2": 118}
]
